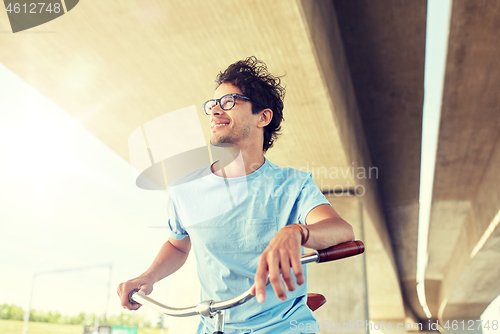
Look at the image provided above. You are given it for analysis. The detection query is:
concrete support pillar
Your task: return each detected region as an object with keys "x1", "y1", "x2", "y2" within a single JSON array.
[{"x1": 307, "y1": 194, "x2": 369, "y2": 333}]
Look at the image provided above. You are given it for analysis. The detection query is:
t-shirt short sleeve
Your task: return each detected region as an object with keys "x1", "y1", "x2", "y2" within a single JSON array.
[
  {"x1": 165, "y1": 190, "x2": 188, "y2": 240},
  {"x1": 295, "y1": 172, "x2": 330, "y2": 225}
]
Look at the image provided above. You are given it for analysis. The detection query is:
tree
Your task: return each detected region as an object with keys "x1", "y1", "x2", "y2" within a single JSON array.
[{"x1": 0, "y1": 303, "x2": 25, "y2": 321}]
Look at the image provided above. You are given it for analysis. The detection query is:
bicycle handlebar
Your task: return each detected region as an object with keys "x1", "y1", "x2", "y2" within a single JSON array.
[
  {"x1": 317, "y1": 240, "x2": 364, "y2": 263},
  {"x1": 129, "y1": 240, "x2": 364, "y2": 318}
]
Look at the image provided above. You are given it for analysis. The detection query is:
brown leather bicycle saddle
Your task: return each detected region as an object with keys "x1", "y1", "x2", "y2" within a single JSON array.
[{"x1": 307, "y1": 293, "x2": 326, "y2": 311}]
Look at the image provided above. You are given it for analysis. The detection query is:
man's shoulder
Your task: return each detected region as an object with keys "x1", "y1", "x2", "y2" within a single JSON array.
[{"x1": 265, "y1": 159, "x2": 312, "y2": 180}]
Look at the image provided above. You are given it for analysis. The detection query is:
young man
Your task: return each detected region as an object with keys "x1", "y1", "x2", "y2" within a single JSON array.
[{"x1": 118, "y1": 57, "x2": 354, "y2": 333}]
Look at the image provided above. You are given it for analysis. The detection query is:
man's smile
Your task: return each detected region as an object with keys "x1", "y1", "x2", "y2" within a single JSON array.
[{"x1": 211, "y1": 120, "x2": 230, "y2": 129}]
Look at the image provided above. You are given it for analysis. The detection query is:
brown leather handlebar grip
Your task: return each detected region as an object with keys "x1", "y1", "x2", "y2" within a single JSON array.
[{"x1": 317, "y1": 240, "x2": 364, "y2": 263}]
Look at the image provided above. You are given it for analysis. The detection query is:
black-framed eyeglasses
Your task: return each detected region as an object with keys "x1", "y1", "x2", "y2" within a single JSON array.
[{"x1": 202, "y1": 93, "x2": 252, "y2": 115}]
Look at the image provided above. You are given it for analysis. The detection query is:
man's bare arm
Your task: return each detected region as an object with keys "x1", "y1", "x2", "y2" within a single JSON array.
[
  {"x1": 303, "y1": 204, "x2": 355, "y2": 250},
  {"x1": 117, "y1": 237, "x2": 191, "y2": 310}
]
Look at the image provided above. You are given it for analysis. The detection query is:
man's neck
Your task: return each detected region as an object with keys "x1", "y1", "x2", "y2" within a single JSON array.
[{"x1": 211, "y1": 146, "x2": 265, "y2": 178}]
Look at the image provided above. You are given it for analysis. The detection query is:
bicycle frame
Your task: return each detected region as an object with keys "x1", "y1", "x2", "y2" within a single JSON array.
[{"x1": 130, "y1": 240, "x2": 364, "y2": 334}]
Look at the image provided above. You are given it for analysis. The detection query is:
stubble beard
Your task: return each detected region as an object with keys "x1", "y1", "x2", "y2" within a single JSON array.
[{"x1": 210, "y1": 124, "x2": 251, "y2": 147}]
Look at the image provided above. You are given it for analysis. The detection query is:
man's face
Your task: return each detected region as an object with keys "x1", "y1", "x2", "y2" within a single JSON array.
[{"x1": 209, "y1": 83, "x2": 260, "y2": 148}]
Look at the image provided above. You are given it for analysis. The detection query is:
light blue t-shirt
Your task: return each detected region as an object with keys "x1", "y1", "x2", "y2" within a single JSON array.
[{"x1": 166, "y1": 158, "x2": 329, "y2": 333}]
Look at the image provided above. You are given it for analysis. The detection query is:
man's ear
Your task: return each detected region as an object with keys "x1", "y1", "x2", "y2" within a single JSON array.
[{"x1": 257, "y1": 108, "x2": 273, "y2": 128}]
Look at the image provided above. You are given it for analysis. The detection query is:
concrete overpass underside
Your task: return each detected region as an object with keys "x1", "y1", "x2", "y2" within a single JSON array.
[
  {"x1": 334, "y1": 0, "x2": 500, "y2": 325},
  {"x1": 1, "y1": 0, "x2": 499, "y2": 331},
  {"x1": 333, "y1": 0, "x2": 427, "y2": 321},
  {"x1": 425, "y1": 0, "x2": 500, "y2": 323}
]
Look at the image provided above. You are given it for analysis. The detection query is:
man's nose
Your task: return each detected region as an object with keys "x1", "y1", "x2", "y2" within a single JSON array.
[{"x1": 211, "y1": 106, "x2": 224, "y2": 116}]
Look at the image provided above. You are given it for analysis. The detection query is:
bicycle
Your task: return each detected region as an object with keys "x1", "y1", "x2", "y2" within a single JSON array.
[{"x1": 129, "y1": 240, "x2": 364, "y2": 334}]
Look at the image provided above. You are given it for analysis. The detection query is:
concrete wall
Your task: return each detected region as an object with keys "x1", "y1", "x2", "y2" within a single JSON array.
[{"x1": 307, "y1": 194, "x2": 369, "y2": 334}]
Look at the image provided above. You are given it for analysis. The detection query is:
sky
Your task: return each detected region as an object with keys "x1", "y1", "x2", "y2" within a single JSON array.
[
  {"x1": 1, "y1": 0, "x2": 499, "y2": 330},
  {"x1": 0, "y1": 62, "x2": 177, "y2": 323},
  {"x1": 416, "y1": 0, "x2": 452, "y2": 319}
]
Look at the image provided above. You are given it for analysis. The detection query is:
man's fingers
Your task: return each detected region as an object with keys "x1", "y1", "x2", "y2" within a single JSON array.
[
  {"x1": 255, "y1": 256, "x2": 269, "y2": 303},
  {"x1": 290, "y1": 251, "x2": 305, "y2": 286},
  {"x1": 254, "y1": 227, "x2": 306, "y2": 304},
  {"x1": 139, "y1": 283, "x2": 153, "y2": 295},
  {"x1": 279, "y1": 251, "x2": 295, "y2": 292},
  {"x1": 249, "y1": 284, "x2": 256, "y2": 296},
  {"x1": 117, "y1": 281, "x2": 150, "y2": 310},
  {"x1": 126, "y1": 303, "x2": 141, "y2": 311},
  {"x1": 268, "y1": 250, "x2": 286, "y2": 301},
  {"x1": 121, "y1": 289, "x2": 137, "y2": 309},
  {"x1": 117, "y1": 284, "x2": 129, "y2": 307}
]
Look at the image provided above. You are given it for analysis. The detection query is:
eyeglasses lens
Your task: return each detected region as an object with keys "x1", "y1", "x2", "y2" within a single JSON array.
[
  {"x1": 204, "y1": 100, "x2": 216, "y2": 114},
  {"x1": 220, "y1": 95, "x2": 235, "y2": 110},
  {"x1": 204, "y1": 94, "x2": 238, "y2": 115}
]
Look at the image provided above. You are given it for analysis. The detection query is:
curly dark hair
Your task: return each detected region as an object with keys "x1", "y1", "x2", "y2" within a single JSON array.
[{"x1": 215, "y1": 56, "x2": 285, "y2": 152}]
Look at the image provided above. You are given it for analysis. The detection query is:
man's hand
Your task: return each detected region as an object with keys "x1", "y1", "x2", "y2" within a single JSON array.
[
  {"x1": 117, "y1": 238, "x2": 191, "y2": 310},
  {"x1": 250, "y1": 205, "x2": 354, "y2": 304},
  {"x1": 251, "y1": 225, "x2": 304, "y2": 303},
  {"x1": 117, "y1": 275, "x2": 155, "y2": 310}
]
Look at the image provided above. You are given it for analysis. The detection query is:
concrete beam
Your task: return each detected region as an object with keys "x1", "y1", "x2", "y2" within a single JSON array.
[
  {"x1": 297, "y1": 0, "x2": 408, "y2": 321},
  {"x1": 426, "y1": 0, "x2": 500, "y2": 321},
  {"x1": 437, "y1": 136, "x2": 500, "y2": 321},
  {"x1": 333, "y1": 0, "x2": 427, "y2": 319}
]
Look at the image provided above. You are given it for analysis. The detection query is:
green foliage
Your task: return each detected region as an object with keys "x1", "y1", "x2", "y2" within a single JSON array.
[
  {"x1": 0, "y1": 304, "x2": 151, "y2": 327},
  {"x1": 0, "y1": 304, "x2": 25, "y2": 321},
  {"x1": 0, "y1": 320, "x2": 165, "y2": 334},
  {"x1": 106, "y1": 312, "x2": 151, "y2": 327},
  {"x1": 29, "y1": 309, "x2": 62, "y2": 322},
  {"x1": 0, "y1": 319, "x2": 83, "y2": 334}
]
